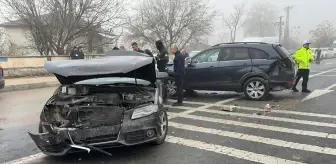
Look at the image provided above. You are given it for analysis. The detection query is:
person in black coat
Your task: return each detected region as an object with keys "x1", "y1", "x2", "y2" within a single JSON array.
[
  {"x1": 155, "y1": 40, "x2": 169, "y2": 72},
  {"x1": 131, "y1": 42, "x2": 145, "y2": 53},
  {"x1": 70, "y1": 46, "x2": 82, "y2": 60},
  {"x1": 144, "y1": 49, "x2": 154, "y2": 57},
  {"x1": 171, "y1": 45, "x2": 185, "y2": 106}
]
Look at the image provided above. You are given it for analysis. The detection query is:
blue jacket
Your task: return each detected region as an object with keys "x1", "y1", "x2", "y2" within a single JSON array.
[{"x1": 173, "y1": 51, "x2": 185, "y2": 76}]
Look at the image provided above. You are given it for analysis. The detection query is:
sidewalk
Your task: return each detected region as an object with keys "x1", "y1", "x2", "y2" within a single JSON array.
[{"x1": 0, "y1": 76, "x2": 59, "y2": 93}]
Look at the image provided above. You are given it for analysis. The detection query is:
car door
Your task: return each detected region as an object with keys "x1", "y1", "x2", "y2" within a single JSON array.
[
  {"x1": 185, "y1": 48, "x2": 220, "y2": 89},
  {"x1": 213, "y1": 47, "x2": 252, "y2": 89}
]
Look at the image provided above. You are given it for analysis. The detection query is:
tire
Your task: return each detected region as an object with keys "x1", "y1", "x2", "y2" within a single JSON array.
[
  {"x1": 166, "y1": 77, "x2": 177, "y2": 97},
  {"x1": 243, "y1": 77, "x2": 269, "y2": 101},
  {"x1": 152, "y1": 111, "x2": 168, "y2": 145}
]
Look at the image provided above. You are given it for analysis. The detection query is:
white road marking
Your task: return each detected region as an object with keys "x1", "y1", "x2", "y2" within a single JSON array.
[
  {"x1": 171, "y1": 105, "x2": 336, "y2": 128},
  {"x1": 308, "y1": 68, "x2": 336, "y2": 78},
  {"x1": 4, "y1": 153, "x2": 45, "y2": 164},
  {"x1": 178, "y1": 114, "x2": 334, "y2": 139},
  {"x1": 302, "y1": 82, "x2": 336, "y2": 102},
  {"x1": 169, "y1": 122, "x2": 336, "y2": 155},
  {"x1": 316, "y1": 75, "x2": 336, "y2": 77},
  {"x1": 167, "y1": 96, "x2": 242, "y2": 119},
  {"x1": 210, "y1": 104, "x2": 336, "y2": 119},
  {"x1": 196, "y1": 108, "x2": 336, "y2": 128},
  {"x1": 166, "y1": 136, "x2": 305, "y2": 164}
]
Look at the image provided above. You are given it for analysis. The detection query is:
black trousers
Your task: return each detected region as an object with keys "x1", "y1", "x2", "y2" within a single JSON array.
[
  {"x1": 175, "y1": 74, "x2": 185, "y2": 103},
  {"x1": 316, "y1": 55, "x2": 321, "y2": 64},
  {"x1": 293, "y1": 69, "x2": 310, "y2": 89}
]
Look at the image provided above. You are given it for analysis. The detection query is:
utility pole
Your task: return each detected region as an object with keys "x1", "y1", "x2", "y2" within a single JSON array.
[
  {"x1": 275, "y1": 16, "x2": 284, "y2": 44},
  {"x1": 284, "y1": 6, "x2": 294, "y2": 44}
]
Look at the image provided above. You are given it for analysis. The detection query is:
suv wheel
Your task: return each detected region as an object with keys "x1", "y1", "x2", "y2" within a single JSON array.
[
  {"x1": 243, "y1": 77, "x2": 269, "y2": 101},
  {"x1": 167, "y1": 77, "x2": 177, "y2": 97}
]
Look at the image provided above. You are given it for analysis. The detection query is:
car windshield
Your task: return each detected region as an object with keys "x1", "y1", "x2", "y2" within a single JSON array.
[{"x1": 189, "y1": 51, "x2": 200, "y2": 58}]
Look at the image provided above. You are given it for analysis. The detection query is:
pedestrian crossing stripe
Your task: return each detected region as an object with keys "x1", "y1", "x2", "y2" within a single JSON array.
[
  {"x1": 169, "y1": 122, "x2": 336, "y2": 155},
  {"x1": 166, "y1": 105, "x2": 336, "y2": 128},
  {"x1": 176, "y1": 113, "x2": 333, "y2": 139},
  {"x1": 166, "y1": 136, "x2": 305, "y2": 164},
  {"x1": 168, "y1": 99, "x2": 336, "y2": 119}
]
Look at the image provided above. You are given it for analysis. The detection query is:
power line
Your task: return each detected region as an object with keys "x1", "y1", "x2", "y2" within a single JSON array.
[
  {"x1": 284, "y1": 6, "x2": 294, "y2": 43},
  {"x1": 275, "y1": 16, "x2": 284, "y2": 43}
]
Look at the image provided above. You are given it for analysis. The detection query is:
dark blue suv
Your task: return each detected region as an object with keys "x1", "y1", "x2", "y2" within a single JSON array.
[{"x1": 166, "y1": 42, "x2": 296, "y2": 100}]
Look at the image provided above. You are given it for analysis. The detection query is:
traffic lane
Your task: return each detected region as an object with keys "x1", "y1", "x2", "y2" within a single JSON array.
[
  {"x1": 18, "y1": 143, "x2": 256, "y2": 164},
  {"x1": 290, "y1": 91, "x2": 336, "y2": 115},
  {"x1": 0, "y1": 87, "x2": 56, "y2": 163},
  {"x1": 0, "y1": 87, "x2": 57, "y2": 128},
  {"x1": 0, "y1": 124, "x2": 39, "y2": 163}
]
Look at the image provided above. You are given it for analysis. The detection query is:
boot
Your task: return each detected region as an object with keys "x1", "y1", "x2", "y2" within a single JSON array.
[
  {"x1": 292, "y1": 87, "x2": 299, "y2": 92},
  {"x1": 302, "y1": 86, "x2": 311, "y2": 93}
]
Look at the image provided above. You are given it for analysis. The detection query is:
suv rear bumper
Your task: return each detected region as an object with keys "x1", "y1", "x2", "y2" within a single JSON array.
[{"x1": 0, "y1": 78, "x2": 4, "y2": 89}]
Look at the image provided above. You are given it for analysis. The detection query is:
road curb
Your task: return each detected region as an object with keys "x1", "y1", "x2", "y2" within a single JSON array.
[{"x1": 0, "y1": 81, "x2": 59, "y2": 93}]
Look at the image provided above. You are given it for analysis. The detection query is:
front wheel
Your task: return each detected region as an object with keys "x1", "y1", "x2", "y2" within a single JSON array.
[
  {"x1": 166, "y1": 77, "x2": 177, "y2": 97},
  {"x1": 243, "y1": 77, "x2": 269, "y2": 101},
  {"x1": 152, "y1": 111, "x2": 168, "y2": 145}
]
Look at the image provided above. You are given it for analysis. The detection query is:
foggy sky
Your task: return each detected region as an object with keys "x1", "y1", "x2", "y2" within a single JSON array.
[{"x1": 209, "y1": 0, "x2": 336, "y2": 45}]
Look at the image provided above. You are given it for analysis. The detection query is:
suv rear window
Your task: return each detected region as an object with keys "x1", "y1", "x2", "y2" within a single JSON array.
[{"x1": 274, "y1": 45, "x2": 291, "y2": 58}]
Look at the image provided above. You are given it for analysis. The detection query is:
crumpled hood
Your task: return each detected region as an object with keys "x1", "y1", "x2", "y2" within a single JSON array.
[{"x1": 44, "y1": 56, "x2": 156, "y2": 84}]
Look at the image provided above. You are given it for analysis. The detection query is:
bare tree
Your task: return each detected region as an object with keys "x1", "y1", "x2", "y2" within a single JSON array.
[
  {"x1": 125, "y1": 0, "x2": 216, "y2": 50},
  {"x1": 310, "y1": 21, "x2": 336, "y2": 47},
  {"x1": 244, "y1": 2, "x2": 277, "y2": 37},
  {"x1": 1, "y1": 0, "x2": 126, "y2": 56},
  {"x1": 223, "y1": 4, "x2": 245, "y2": 42}
]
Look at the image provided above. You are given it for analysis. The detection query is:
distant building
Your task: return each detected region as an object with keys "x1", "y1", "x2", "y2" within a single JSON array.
[{"x1": 0, "y1": 17, "x2": 116, "y2": 56}]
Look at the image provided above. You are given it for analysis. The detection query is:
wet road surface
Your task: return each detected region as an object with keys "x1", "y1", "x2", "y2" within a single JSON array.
[{"x1": 2, "y1": 60, "x2": 336, "y2": 164}]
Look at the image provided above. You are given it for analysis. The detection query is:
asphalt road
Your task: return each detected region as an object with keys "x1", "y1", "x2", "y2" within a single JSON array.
[{"x1": 2, "y1": 59, "x2": 336, "y2": 164}]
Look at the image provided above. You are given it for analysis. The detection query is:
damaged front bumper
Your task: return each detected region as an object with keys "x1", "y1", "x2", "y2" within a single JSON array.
[{"x1": 29, "y1": 110, "x2": 164, "y2": 156}]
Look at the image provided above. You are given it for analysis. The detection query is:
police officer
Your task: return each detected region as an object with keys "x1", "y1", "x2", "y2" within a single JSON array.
[
  {"x1": 292, "y1": 40, "x2": 314, "y2": 93},
  {"x1": 171, "y1": 45, "x2": 185, "y2": 106}
]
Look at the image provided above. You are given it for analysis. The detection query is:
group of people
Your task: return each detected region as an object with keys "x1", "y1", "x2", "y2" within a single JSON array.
[
  {"x1": 70, "y1": 46, "x2": 85, "y2": 60},
  {"x1": 114, "y1": 41, "x2": 185, "y2": 106}
]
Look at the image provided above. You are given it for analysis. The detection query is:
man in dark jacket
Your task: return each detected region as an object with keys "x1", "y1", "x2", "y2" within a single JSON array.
[
  {"x1": 171, "y1": 45, "x2": 185, "y2": 106},
  {"x1": 70, "y1": 46, "x2": 83, "y2": 60},
  {"x1": 155, "y1": 40, "x2": 169, "y2": 72},
  {"x1": 131, "y1": 42, "x2": 145, "y2": 53}
]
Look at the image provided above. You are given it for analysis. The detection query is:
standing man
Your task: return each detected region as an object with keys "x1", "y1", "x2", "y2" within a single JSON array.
[
  {"x1": 171, "y1": 45, "x2": 185, "y2": 106},
  {"x1": 70, "y1": 46, "x2": 80, "y2": 60},
  {"x1": 181, "y1": 49, "x2": 189, "y2": 58},
  {"x1": 78, "y1": 46, "x2": 85, "y2": 59},
  {"x1": 315, "y1": 47, "x2": 322, "y2": 64},
  {"x1": 292, "y1": 40, "x2": 314, "y2": 93},
  {"x1": 131, "y1": 42, "x2": 145, "y2": 53}
]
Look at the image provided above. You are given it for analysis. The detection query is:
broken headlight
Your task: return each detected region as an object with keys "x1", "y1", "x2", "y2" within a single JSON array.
[{"x1": 131, "y1": 104, "x2": 158, "y2": 119}]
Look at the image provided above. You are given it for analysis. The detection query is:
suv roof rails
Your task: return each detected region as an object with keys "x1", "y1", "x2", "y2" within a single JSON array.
[{"x1": 212, "y1": 42, "x2": 268, "y2": 47}]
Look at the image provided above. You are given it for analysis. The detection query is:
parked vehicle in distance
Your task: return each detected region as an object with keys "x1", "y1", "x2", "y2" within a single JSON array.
[
  {"x1": 0, "y1": 66, "x2": 4, "y2": 89},
  {"x1": 28, "y1": 51, "x2": 168, "y2": 156},
  {"x1": 166, "y1": 42, "x2": 296, "y2": 100}
]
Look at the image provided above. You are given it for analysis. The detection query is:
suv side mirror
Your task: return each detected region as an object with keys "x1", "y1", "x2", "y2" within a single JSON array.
[{"x1": 185, "y1": 57, "x2": 191, "y2": 67}]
